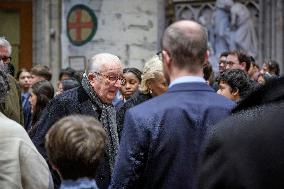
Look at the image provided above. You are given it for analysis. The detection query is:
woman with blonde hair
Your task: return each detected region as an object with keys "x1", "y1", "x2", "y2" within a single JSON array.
[{"x1": 116, "y1": 55, "x2": 168, "y2": 138}]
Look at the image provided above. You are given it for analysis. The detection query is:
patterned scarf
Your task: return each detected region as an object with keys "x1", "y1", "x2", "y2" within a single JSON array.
[{"x1": 81, "y1": 74, "x2": 119, "y2": 171}]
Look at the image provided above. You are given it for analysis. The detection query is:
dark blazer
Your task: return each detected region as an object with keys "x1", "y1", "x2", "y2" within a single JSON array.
[
  {"x1": 116, "y1": 91, "x2": 152, "y2": 139},
  {"x1": 196, "y1": 77, "x2": 284, "y2": 189},
  {"x1": 110, "y1": 82, "x2": 235, "y2": 189},
  {"x1": 31, "y1": 85, "x2": 110, "y2": 189}
]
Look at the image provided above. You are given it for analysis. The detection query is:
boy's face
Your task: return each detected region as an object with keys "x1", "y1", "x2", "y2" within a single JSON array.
[{"x1": 217, "y1": 81, "x2": 235, "y2": 101}]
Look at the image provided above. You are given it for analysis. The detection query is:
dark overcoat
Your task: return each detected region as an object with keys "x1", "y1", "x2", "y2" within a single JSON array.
[
  {"x1": 32, "y1": 85, "x2": 111, "y2": 189},
  {"x1": 196, "y1": 77, "x2": 284, "y2": 189}
]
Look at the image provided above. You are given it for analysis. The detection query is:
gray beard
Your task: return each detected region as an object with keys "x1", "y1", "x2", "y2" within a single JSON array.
[{"x1": 0, "y1": 62, "x2": 9, "y2": 73}]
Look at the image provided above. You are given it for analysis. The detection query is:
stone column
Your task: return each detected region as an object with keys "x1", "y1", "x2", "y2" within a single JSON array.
[
  {"x1": 33, "y1": 0, "x2": 50, "y2": 67},
  {"x1": 261, "y1": 0, "x2": 284, "y2": 73},
  {"x1": 49, "y1": 0, "x2": 61, "y2": 85},
  {"x1": 33, "y1": 0, "x2": 61, "y2": 85}
]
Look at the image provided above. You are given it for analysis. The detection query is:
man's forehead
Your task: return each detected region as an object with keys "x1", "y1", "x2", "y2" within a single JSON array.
[
  {"x1": 227, "y1": 54, "x2": 238, "y2": 61},
  {"x1": 100, "y1": 62, "x2": 123, "y2": 72}
]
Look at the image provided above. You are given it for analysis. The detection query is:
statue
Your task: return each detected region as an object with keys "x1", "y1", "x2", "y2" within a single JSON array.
[
  {"x1": 212, "y1": 0, "x2": 232, "y2": 57},
  {"x1": 228, "y1": 1, "x2": 258, "y2": 57},
  {"x1": 211, "y1": 0, "x2": 258, "y2": 58}
]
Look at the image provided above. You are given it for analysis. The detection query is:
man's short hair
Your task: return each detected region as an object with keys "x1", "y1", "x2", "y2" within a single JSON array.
[
  {"x1": 45, "y1": 115, "x2": 106, "y2": 180},
  {"x1": 30, "y1": 65, "x2": 52, "y2": 81},
  {"x1": 0, "y1": 37, "x2": 12, "y2": 56},
  {"x1": 161, "y1": 21, "x2": 208, "y2": 72},
  {"x1": 228, "y1": 50, "x2": 252, "y2": 72},
  {"x1": 218, "y1": 69, "x2": 252, "y2": 99},
  {"x1": 220, "y1": 51, "x2": 229, "y2": 58}
]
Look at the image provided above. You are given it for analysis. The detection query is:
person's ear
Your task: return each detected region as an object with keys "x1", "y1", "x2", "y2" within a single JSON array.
[
  {"x1": 232, "y1": 88, "x2": 240, "y2": 100},
  {"x1": 240, "y1": 62, "x2": 247, "y2": 70},
  {"x1": 146, "y1": 80, "x2": 152, "y2": 94},
  {"x1": 48, "y1": 160, "x2": 63, "y2": 180},
  {"x1": 87, "y1": 73, "x2": 95, "y2": 81},
  {"x1": 205, "y1": 50, "x2": 209, "y2": 62},
  {"x1": 162, "y1": 50, "x2": 171, "y2": 68}
]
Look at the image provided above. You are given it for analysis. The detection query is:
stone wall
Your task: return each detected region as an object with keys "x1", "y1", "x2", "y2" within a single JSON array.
[
  {"x1": 32, "y1": 0, "x2": 284, "y2": 80},
  {"x1": 61, "y1": 0, "x2": 163, "y2": 72}
]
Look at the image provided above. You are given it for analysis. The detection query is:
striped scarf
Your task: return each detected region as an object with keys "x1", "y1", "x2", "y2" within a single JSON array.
[{"x1": 81, "y1": 74, "x2": 119, "y2": 171}]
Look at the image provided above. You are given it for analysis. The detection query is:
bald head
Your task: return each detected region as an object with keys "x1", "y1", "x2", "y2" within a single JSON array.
[
  {"x1": 162, "y1": 20, "x2": 208, "y2": 72},
  {"x1": 86, "y1": 53, "x2": 123, "y2": 74}
]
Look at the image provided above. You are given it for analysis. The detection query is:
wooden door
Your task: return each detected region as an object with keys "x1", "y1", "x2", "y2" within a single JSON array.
[{"x1": 0, "y1": 1, "x2": 32, "y2": 72}]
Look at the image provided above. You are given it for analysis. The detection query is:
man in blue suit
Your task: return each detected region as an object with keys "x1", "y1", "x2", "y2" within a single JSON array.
[{"x1": 110, "y1": 20, "x2": 235, "y2": 189}]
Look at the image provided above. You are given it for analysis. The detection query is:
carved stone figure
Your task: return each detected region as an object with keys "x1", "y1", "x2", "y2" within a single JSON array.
[
  {"x1": 229, "y1": 2, "x2": 258, "y2": 57},
  {"x1": 212, "y1": 0, "x2": 232, "y2": 56}
]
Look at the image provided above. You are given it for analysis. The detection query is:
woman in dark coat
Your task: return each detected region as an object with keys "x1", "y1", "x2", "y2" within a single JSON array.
[{"x1": 28, "y1": 80, "x2": 54, "y2": 137}]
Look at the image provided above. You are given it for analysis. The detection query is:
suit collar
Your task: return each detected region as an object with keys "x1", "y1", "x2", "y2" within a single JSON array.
[{"x1": 167, "y1": 82, "x2": 215, "y2": 93}]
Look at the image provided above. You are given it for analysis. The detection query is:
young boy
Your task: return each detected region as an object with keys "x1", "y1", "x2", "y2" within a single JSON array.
[
  {"x1": 217, "y1": 69, "x2": 253, "y2": 102},
  {"x1": 45, "y1": 115, "x2": 106, "y2": 189}
]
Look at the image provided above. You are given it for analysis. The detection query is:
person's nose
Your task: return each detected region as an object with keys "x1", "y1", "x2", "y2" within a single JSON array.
[
  {"x1": 225, "y1": 64, "x2": 230, "y2": 70},
  {"x1": 125, "y1": 83, "x2": 132, "y2": 89}
]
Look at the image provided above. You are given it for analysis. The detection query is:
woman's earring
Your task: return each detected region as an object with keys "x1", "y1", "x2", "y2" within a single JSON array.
[{"x1": 149, "y1": 89, "x2": 152, "y2": 94}]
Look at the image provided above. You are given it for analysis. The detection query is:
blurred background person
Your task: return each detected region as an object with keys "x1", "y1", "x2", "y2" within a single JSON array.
[
  {"x1": 56, "y1": 79, "x2": 80, "y2": 96},
  {"x1": 16, "y1": 68, "x2": 32, "y2": 130},
  {"x1": 30, "y1": 65, "x2": 52, "y2": 85},
  {"x1": 260, "y1": 62, "x2": 269, "y2": 74},
  {"x1": 257, "y1": 72, "x2": 277, "y2": 85},
  {"x1": 116, "y1": 55, "x2": 168, "y2": 139},
  {"x1": 28, "y1": 80, "x2": 54, "y2": 137},
  {"x1": 46, "y1": 115, "x2": 106, "y2": 189},
  {"x1": 57, "y1": 67, "x2": 82, "y2": 94},
  {"x1": 217, "y1": 69, "x2": 253, "y2": 102},
  {"x1": 114, "y1": 67, "x2": 142, "y2": 109},
  {"x1": 225, "y1": 50, "x2": 252, "y2": 74},
  {"x1": 58, "y1": 67, "x2": 82, "y2": 82},
  {"x1": 248, "y1": 59, "x2": 260, "y2": 81},
  {"x1": 0, "y1": 37, "x2": 23, "y2": 125},
  {"x1": 218, "y1": 51, "x2": 229, "y2": 74},
  {"x1": 267, "y1": 60, "x2": 280, "y2": 77}
]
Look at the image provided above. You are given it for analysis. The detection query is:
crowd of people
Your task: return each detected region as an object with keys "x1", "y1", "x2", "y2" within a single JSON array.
[{"x1": 0, "y1": 19, "x2": 283, "y2": 189}]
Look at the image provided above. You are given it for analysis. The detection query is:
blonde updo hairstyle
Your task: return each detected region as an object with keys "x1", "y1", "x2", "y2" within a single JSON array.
[{"x1": 140, "y1": 55, "x2": 164, "y2": 94}]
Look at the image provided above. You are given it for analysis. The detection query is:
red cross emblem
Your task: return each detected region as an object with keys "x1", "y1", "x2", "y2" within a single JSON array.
[{"x1": 67, "y1": 4, "x2": 97, "y2": 46}]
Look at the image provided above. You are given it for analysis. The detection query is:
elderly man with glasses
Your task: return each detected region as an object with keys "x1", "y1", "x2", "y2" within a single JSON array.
[
  {"x1": 31, "y1": 53, "x2": 124, "y2": 189},
  {"x1": 0, "y1": 37, "x2": 23, "y2": 125}
]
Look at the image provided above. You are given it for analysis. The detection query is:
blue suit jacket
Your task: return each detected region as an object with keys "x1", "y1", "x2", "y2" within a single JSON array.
[{"x1": 110, "y1": 82, "x2": 235, "y2": 189}]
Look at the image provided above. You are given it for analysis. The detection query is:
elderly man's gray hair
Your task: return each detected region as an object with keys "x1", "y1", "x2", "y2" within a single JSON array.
[
  {"x1": 86, "y1": 53, "x2": 121, "y2": 74},
  {"x1": 0, "y1": 37, "x2": 12, "y2": 56}
]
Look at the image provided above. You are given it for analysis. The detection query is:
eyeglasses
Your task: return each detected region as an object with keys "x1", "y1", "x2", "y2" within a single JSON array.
[
  {"x1": 93, "y1": 72, "x2": 125, "y2": 85},
  {"x1": 226, "y1": 61, "x2": 237, "y2": 67},
  {"x1": 0, "y1": 56, "x2": 11, "y2": 63}
]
